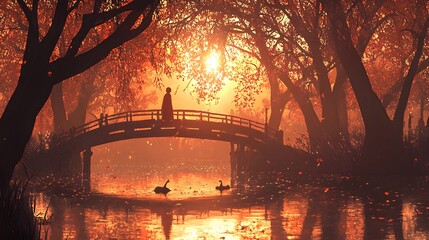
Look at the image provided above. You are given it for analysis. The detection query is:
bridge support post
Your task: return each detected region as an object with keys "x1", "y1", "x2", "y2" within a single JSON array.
[
  {"x1": 230, "y1": 144, "x2": 251, "y2": 188},
  {"x1": 237, "y1": 144, "x2": 253, "y2": 186},
  {"x1": 230, "y1": 143, "x2": 237, "y2": 187},
  {"x1": 82, "y1": 148, "x2": 93, "y2": 192},
  {"x1": 51, "y1": 147, "x2": 83, "y2": 190},
  {"x1": 236, "y1": 144, "x2": 247, "y2": 187}
]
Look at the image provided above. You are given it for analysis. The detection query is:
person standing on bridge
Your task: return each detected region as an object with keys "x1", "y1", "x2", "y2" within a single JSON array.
[{"x1": 162, "y1": 87, "x2": 174, "y2": 121}]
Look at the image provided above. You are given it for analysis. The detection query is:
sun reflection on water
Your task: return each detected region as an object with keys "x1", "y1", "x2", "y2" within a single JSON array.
[
  {"x1": 92, "y1": 171, "x2": 232, "y2": 200},
  {"x1": 31, "y1": 166, "x2": 429, "y2": 240}
]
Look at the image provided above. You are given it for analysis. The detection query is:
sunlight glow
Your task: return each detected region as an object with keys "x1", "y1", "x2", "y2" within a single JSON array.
[{"x1": 205, "y1": 51, "x2": 220, "y2": 74}]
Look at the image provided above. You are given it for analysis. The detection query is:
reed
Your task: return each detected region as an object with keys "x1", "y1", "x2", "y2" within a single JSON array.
[{"x1": 0, "y1": 182, "x2": 40, "y2": 240}]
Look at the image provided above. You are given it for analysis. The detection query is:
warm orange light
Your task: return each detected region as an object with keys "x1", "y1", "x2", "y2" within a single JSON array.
[{"x1": 205, "y1": 51, "x2": 220, "y2": 74}]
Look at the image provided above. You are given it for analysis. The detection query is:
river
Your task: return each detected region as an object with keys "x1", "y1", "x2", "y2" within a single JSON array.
[{"x1": 31, "y1": 154, "x2": 429, "y2": 239}]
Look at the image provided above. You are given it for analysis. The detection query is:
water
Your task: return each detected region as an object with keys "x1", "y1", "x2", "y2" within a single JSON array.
[{"x1": 32, "y1": 160, "x2": 429, "y2": 239}]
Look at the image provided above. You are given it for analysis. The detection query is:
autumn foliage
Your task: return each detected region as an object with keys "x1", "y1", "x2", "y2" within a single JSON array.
[{"x1": 0, "y1": 0, "x2": 428, "y2": 188}]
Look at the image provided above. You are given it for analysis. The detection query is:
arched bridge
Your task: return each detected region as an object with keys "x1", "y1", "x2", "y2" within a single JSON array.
[
  {"x1": 53, "y1": 110, "x2": 310, "y2": 192},
  {"x1": 57, "y1": 109, "x2": 284, "y2": 151}
]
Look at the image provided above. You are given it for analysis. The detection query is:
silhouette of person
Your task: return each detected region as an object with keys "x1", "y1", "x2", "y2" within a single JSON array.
[{"x1": 162, "y1": 87, "x2": 173, "y2": 121}]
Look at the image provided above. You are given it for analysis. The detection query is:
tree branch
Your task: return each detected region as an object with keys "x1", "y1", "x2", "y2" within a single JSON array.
[
  {"x1": 279, "y1": 89, "x2": 292, "y2": 107},
  {"x1": 356, "y1": 13, "x2": 395, "y2": 54},
  {"x1": 393, "y1": 18, "x2": 429, "y2": 124},
  {"x1": 68, "y1": 0, "x2": 82, "y2": 14},
  {"x1": 17, "y1": 0, "x2": 31, "y2": 23},
  {"x1": 381, "y1": 57, "x2": 429, "y2": 108},
  {"x1": 87, "y1": 0, "x2": 154, "y2": 27},
  {"x1": 39, "y1": 1, "x2": 69, "y2": 61},
  {"x1": 19, "y1": 0, "x2": 40, "y2": 66},
  {"x1": 332, "y1": 1, "x2": 390, "y2": 94},
  {"x1": 63, "y1": 0, "x2": 155, "y2": 60},
  {"x1": 50, "y1": 1, "x2": 158, "y2": 84},
  {"x1": 321, "y1": 0, "x2": 391, "y2": 130}
]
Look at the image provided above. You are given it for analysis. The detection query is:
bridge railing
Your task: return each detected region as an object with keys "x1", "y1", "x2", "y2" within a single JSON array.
[{"x1": 59, "y1": 110, "x2": 279, "y2": 141}]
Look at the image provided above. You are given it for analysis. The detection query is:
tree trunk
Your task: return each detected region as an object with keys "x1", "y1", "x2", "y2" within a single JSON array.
[
  {"x1": 279, "y1": 75, "x2": 322, "y2": 148},
  {"x1": 284, "y1": 4, "x2": 345, "y2": 145},
  {"x1": 268, "y1": 76, "x2": 290, "y2": 131},
  {"x1": 322, "y1": 0, "x2": 426, "y2": 174},
  {"x1": 51, "y1": 82, "x2": 68, "y2": 132},
  {"x1": 68, "y1": 83, "x2": 93, "y2": 128},
  {"x1": 0, "y1": 0, "x2": 158, "y2": 189},
  {"x1": 267, "y1": 70, "x2": 282, "y2": 130},
  {"x1": 361, "y1": 122, "x2": 405, "y2": 174},
  {"x1": 0, "y1": 73, "x2": 53, "y2": 189},
  {"x1": 269, "y1": 99, "x2": 285, "y2": 131},
  {"x1": 337, "y1": 86, "x2": 349, "y2": 141},
  {"x1": 311, "y1": 45, "x2": 342, "y2": 142},
  {"x1": 320, "y1": 96, "x2": 342, "y2": 141},
  {"x1": 51, "y1": 79, "x2": 94, "y2": 133},
  {"x1": 254, "y1": 29, "x2": 289, "y2": 131},
  {"x1": 333, "y1": 68, "x2": 350, "y2": 142},
  {"x1": 323, "y1": 0, "x2": 396, "y2": 172},
  {"x1": 417, "y1": 89, "x2": 426, "y2": 133}
]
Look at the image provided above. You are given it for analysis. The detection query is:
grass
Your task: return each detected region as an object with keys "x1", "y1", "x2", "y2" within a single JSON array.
[{"x1": 0, "y1": 181, "x2": 40, "y2": 240}]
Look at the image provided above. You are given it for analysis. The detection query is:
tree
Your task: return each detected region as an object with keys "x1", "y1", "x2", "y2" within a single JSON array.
[
  {"x1": 322, "y1": 0, "x2": 428, "y2": 173},
  {"x1": 177, "y1": 0, "x2": 391, "y2": 153},
  {"x1": 149, "y1": 1, "x2": 291, "y2": 130},
  {"x1": 0, "y1": 0, "x2": 159, "y2": 189},
  {"x1": 49, "y1": 3, "x2": 160, "y2": 133},
  {"x1": 50, "y1": 32, "x2": 158, "y2": 133}
]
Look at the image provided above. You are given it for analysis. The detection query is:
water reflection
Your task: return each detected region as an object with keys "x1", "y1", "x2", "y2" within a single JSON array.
[
  {"x1": 32, "y1": 164, "x2": 429, "y2": 239},
  {"x1": 92, "y1": 165, "x2": 232, "y2": 200},
  {"x1": 361, "y1": 187, "x2": 403, "y2": 239}
]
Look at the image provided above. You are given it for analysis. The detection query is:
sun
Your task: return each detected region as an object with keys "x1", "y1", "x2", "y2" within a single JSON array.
[{"x1": 205, "y1": 51, "x2": 220, "y2": 74}]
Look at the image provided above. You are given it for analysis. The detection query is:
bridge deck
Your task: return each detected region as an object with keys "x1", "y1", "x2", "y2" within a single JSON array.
[{"x1": 57, "y1": 110, "x2": 282, "y2": 150}]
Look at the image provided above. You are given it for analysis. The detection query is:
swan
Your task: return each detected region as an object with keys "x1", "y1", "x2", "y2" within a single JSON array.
[
  {"x1": 215, "y1": 180, "x2": 230, "y2": 191},
  {"x1": 154, "y1": 180, "x2": 171, "y2": 194}
]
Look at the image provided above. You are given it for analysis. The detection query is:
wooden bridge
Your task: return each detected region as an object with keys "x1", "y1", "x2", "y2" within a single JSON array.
[
  {"x1": 52, "y1": 110, "x2": 309, "y2": 191},
  {"x1": 57, "y1": 109, "x2": 283, "y2": 151}
]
